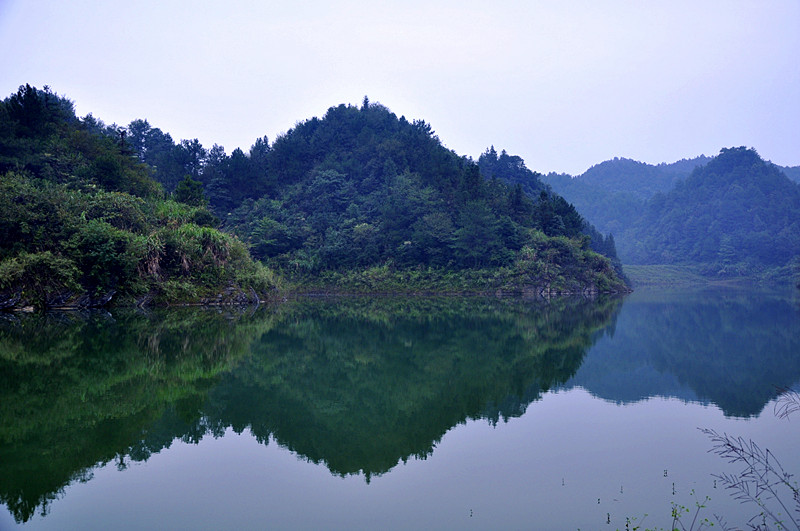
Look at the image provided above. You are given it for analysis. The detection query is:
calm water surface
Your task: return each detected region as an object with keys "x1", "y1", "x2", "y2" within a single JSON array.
[{"x1": 1, "y1": 288, "x2": 799, "y2": 530}]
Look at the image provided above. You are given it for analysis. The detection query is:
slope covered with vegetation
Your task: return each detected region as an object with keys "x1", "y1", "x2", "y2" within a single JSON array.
[
  {"x1": 542, "y1": 156, "x2": 711, "y2": 237},
  {"x1": 0, "y1": 86, "x2": 627, "y2": 304},
  {"x1": 477, "y1": 146, "x2": 622, "y2": 274},
  {"x1": 623, "y1": 147, "x2": 800, "y2": 279},
  {"x1": 128, "y1": 98, "x2": 627, "y2": 294},
  {"x1": 0, "y1": 84, "x2": 278, "y2": 309},
  {"x1": 538, "y1": 149, "x2": 800, "y2": 283}
]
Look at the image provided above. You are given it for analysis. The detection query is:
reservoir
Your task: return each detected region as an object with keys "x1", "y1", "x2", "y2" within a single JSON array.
[{"x1": 2, "y1": 287, "x2": 799, "y2": 529}]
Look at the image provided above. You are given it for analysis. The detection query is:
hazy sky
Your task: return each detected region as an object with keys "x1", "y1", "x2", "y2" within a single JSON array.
[{"x1": 1, "y1": 1, "x2": 797, "y2": 175}]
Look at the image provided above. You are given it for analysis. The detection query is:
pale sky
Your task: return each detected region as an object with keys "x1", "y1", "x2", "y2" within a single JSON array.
[{"x1": 1, "y1": 0, "x2": 798, "y2": 175}]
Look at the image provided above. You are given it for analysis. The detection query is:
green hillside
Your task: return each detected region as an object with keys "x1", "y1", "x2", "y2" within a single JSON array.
[
  {"x1": 477, "y1": 147, "x2": 623, "y2": 276},
  {"x1": 128, "y1": 99, "x2": 628, "y2": 294},
  {"x1": 0, "y1": 84, "x2": 279, "y2": 309},
  {"x1": 625, "y1": 147, "x2": 800, "y2": 279},
  {"x1": 0, "y1": 86, "x2": 628, "y2": 304},
  {"x1": 542, "y1": 156, "x2": 711, "y2": 236}
]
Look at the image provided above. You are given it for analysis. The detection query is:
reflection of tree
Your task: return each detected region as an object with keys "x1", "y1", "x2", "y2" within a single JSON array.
[
  {"x1": 0, "y1": 297, "x2": 620, "y2": 522},
  {"x1": 568, "y1": 289, "x2": 800, "y2": 417},
  {"x1": 202, "y1": 296, "x2": 620, "y2": 479},
  {"x1": 0, "y1": 308, "x2": 273, "y2": 523}
]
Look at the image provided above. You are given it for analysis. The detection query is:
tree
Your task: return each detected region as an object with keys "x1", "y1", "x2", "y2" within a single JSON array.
[
  {"x1": 174, "y1": 175, "x2": 207, "y2": 207},
  {"x1": 453, "y1": 201, "x2": 500, "y2": 267},
  {"x1": 176, "y1": 138, "x2": 206, "y2": 180}
]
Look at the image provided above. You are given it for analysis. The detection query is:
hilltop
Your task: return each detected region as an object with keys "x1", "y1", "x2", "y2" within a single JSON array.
[
  {"x1": 128, "y1": 98, "x2": 628, "y2": 295},
  {"x1": 624, "y1": 147, "x2": 800, "y2": 278},
  {"x1": 0, "y1": 86, "x2": 628, "y2": 307}
]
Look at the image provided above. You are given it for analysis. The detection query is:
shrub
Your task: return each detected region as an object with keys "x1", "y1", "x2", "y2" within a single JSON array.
[{"x1": 0, "y1": 251, "x2": 81, "y2": 308}]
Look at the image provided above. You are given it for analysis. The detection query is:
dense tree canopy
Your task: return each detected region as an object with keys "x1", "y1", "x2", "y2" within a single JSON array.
[
  {"x1": 0, "y1": 85, "x2": 277, "y2": 308},
  {"x1": 1, "y1": 85, "x2": 627, "y2": 301},
  {"x1": 477, "y1": 147, "x2": 623, "y2": 274},
  {"x1": 132, "y1": 100, "x2": 621, "y2": 284},
  {"x1": 624, "y1": 147, "x2": 800, "y2": 277}
]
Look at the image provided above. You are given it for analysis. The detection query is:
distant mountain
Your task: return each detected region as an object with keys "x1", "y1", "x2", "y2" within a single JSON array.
[
  {"x1": 538, "y1": 150, "x2": 800, "y2": 281},
  {"x1": 541, "y1": 156, "x2": 711, "y2": 236},
  {"x1": 623, "y1": 147, "x2": 800, "y2": 277},
  {"x1": 781, "y1": 165, "x2": 800, "y2": 183},
  {"x1": 581, "y1": 155, "x2": 712, "y2": 199}
]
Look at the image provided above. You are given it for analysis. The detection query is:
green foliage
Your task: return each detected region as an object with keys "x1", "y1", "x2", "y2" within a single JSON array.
[
  {"x1": 66, "y1": 219, "x2": 143, "y2": 294},
  {"x1": 173, "y1": 174, "x2": 207, "y2": 207},
  {"x1": 215, "y1": 101, "x2": 627, "y2": 291},
  {"x1": 0, "y1": 252, "x2": 81, "y2": 308},
  {"x1": 120, "y1": 98, "x2": 625, "y2": 290},
  {"x1": 1, "y1": 85, "x2": 627, "y2": 301},
  {"x1": 0, "y1": 296, "x2": 619, "y2": 521},
  {"x1": 477, "y1": 147, "x2": 625, "y2": 277},
  {"x1": 624, "y1": 148, "x2": 800, "y2": 279},
  {"x1": 0, "y1": 82, "x2": 280, "y2": 308},
  {"x1": 0, "y1": 141, "x2": 277, "y2": 308},
  {"x1": 453, "y1": 201, "x2": 501, "y2": 267},
  {"x1": 290, "y1": 230, "x2": 626, "y2": 296},
  {"x1": 0, "y1": 84, "x2": 161, "y2": 198}
]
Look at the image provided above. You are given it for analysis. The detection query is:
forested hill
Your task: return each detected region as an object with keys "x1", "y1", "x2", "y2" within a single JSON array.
[
  {"x1": 0, "y1": 84, "x2": 278, "y2": 309},
  {"x1": 624, "y1": 147, "x2": 800, "y2": 278},
  {"x1": 0, "y1": 86, "x2": 628, "y2": 302},
  {"x1": 476, "y1": 147, "x2": 621, "y2": 268},
  {"x1": 541, "y1": 155, "x2": 798, "y2": 241},
  {"x1": 542, "y1": 156, "x2": 711, "y2": 236},
  {"x1": 130, "y1": 99, "x2": 627, "y2": 293}
]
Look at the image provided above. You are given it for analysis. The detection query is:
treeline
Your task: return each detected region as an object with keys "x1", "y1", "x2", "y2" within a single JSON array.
[
  {"x1": 124, "y1": 99, "x2": 624, "y2": 288},
  {"x1": 624, "y1": 147, "x2": 800, "y2": 277},
  {"x1": 541, "y1": 149, "x2": 800, "y2": 281},
  {"x1": 0, "y1": 84, "x2": 278, "y2": 308},
  {"x1": 477, "y1": 146, "x2": 622, "y2": 271},
  {"x1": 0, "y1": 85, "x2": 628, "y2": 304}
]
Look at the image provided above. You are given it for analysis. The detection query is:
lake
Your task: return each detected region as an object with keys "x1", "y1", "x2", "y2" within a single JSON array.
[{"x1": 1, "y1": 288, "x2": 799, "y2": 530}]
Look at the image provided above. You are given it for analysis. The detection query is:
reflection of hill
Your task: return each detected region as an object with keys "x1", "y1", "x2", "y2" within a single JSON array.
[
  {"x1": 566, "y1": 289, "x2": 800, "y2": 417},
  {"x1": 0, "y1": 308, "x2": 274, "y2": 523},
  {"x1": 0, "y1": 296, "x2": 620, "y2": 522},
  {"x1": 205, "y1": 297, "x2": 621, "y2": 479},
  {"x1": 4, "y1": 291, "x2": 797, "y2": 524}
]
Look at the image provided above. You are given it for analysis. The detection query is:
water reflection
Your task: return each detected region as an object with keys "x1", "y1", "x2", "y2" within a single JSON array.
[
  {"x1": 0, "y1": 307, "x2": 276, "y2": 523},
  {"x1": 204, "y1": 297, "x2": 619, "y2": 480},
  {"x1": 1, "y1": 289, "x2": 799, "y2": 525},
  {"x1": 0, "y1": 297, "x2": 618, "y2": 522},
  {"x1": 567, "y1": 288, "x2": 800, "y2": 417}
]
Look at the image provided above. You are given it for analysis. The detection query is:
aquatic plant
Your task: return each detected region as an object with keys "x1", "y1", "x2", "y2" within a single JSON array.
[{"x1": 700, "y1": 387, "x2": 800, "y2": 531}]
